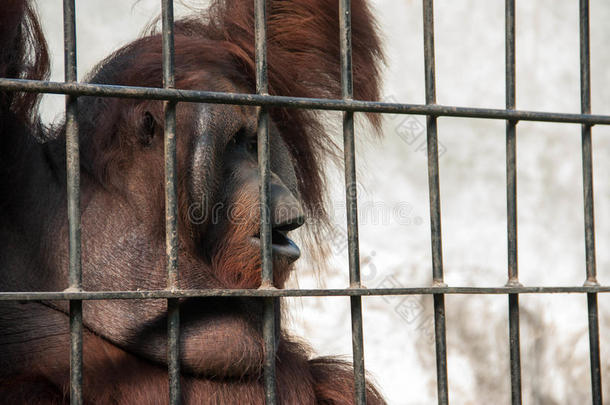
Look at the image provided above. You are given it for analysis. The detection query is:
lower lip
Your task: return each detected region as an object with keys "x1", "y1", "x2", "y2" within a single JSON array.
[{"x1": 250, "y1": 235, "x2": 301, "y2": 261}]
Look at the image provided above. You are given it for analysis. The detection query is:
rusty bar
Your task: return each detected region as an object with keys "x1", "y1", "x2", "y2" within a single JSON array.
[
  {"x1": 505, "y1": 0, "x2": 519, "y2": 285},
  {"x1": 587, "y1": 293, "x2": 602, "y2": 404},
  {"x1": 3, "y1": 285, "x2": 610, "y2": 301},
  {"x1": 254, "y1": 0, "x2": 277, "y2": 403},
  {"x1": 505, "y1": 1, "x2": 522, "y2": 403},
  {"x1": 579, "y1": 1, "x2": 602, "y2": 403},
  {"x1": 255, "y1": 0, "x2": 272, "y2": 287},
  {"x1": 62, "y1": 0, "x2": 82, "y2": 403},
  {"x1": 422, "y1": 0, "x2": 448, "y2": 404},
  {"x1": 340, "y1": 0, "x2": 367, "y2": 403},
  {"x1": 2, "y1": 78, "x2": 610, "y2": 125},
  {"x1": 579, "y1": 0, "x2": 597, "y2": 285},
  {"x1": 508, "y1": 294, "x2": 521, "y2": 403},
  {"x1": 161, "y1": 0, "x2": 181, "y2": 403}
]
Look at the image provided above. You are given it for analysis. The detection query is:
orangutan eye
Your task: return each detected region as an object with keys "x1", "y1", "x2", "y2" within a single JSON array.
[
  {"x1": 229, "y1": 128, "x2": 257, "y2": 154},
  {"x1": 246, "y1": 135, "x2": 257, "y2": 154},
  {"x1": 227, "y1": 129, "x2": 242, "y2": 149}
]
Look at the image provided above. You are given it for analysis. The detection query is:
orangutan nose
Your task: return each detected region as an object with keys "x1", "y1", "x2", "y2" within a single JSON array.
[{"x1": 269, "y1": 175, "x2": 305, "y2": 232}]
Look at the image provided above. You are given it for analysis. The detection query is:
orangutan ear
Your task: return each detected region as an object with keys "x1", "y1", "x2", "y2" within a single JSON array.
[{"x1": 138, "y1": 111, "x2": 158, "y2": 146}]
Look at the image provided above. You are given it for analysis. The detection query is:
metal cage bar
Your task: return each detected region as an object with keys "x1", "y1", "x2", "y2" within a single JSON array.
[
  {"x1": 505, "y1": 0, "x2": 522, "y2": 404},
  {"x1": 422, "y1": 1, "x2": 449, "y2": 404},
  {"x1": 339, "y1": 0, "x2": 367, "y2": 403},
  {"x1": 254, "y1": 0, "x2": 278, "y2": 403},
  {"x1": 2, "y1": 78, "x2": 610, "y2": 124},
  {"x1": 62, "y1": 0, "x2": 83, "y2": 403},
  {"x1": 161, "y1": 0, "x2": 181, "y2": 403},
  {"x1": 579, "y1": 1, "x2": 603, "y2": 403},
  {"x1": 1, "y1": 285, "x2": 610, "y2": 301}
]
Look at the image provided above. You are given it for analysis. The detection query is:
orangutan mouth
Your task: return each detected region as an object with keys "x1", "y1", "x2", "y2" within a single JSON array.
[{"x1": 250, "y1": 230, "x2": 301, "y2": 262}]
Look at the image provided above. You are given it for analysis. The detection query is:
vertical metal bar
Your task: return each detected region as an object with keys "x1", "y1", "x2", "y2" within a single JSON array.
[
  {"x1": 162, "y1": 1, "x2": 181, "y2": 403},
  {"x1": 505, "y1": 1, "x2": 522, "y2": 404},
  {"x1": 422, "y1": 1, "x2": 448, "y2": 404},
  {"x1": 507, "y1": 295, "x2": 521, "y2": 402},
  {"x1": 254, "y1": 1, "x2": 277, "y2": 403},
  {"x1": 63, "y1": 0, "x2": 82, "y2": 403},
  {"x1": 505, "y1": 0, "x2": 518, "y2": 286},
  {"x1": 587, "y1": 293, "x2": 602, "y2": 404},
  {"x1": 255, "y1": 0, "x2": 272, "y2": 289},
  {"x1": 579, "y1": 1, "x2": 596, "y2": 285},
  {"x1": 340, "y1": 0, "x2": 366, "y2": 403},
  {"x1": 579, "y1": 1, "x2": 602, "y2": 403}
]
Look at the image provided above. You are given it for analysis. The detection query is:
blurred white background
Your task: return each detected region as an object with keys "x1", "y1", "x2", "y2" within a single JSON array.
[{"x1": 34, "y1": 1, "x2": 610, "y2": 404}]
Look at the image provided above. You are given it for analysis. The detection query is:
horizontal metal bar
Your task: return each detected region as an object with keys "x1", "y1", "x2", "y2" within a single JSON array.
[
  {"x1": 2, "y1": 78, "x2": 610, "y2": 125},
  {"x1": 3, "y1": 286, "x2": 610, "y2": 300}
]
